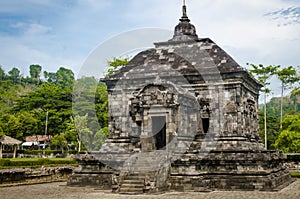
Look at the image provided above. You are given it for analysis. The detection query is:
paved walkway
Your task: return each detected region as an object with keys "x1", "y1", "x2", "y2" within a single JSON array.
[{"x1": 0, "y1": 179, "x2": 300, "y2": 199}]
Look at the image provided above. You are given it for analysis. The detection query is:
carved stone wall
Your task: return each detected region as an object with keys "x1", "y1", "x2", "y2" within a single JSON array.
[{"x1": 69, "y1": 5, "x2": 292, "y2": 191}]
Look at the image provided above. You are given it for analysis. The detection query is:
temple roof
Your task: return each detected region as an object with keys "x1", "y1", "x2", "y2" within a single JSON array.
[
  {"x1": 106, "y1": 38, "x2": 247, "y2": 81},
  {"x1": 169, "y1": 3, "x2": 199, "y2": 42},
  {"x1": 104, "y1": 3, "x2": 259, "y2": 89}
]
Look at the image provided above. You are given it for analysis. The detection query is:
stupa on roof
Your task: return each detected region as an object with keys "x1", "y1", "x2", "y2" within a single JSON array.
[{"x1": 68, "y1": 3, "x2": 292, "y2": 193}]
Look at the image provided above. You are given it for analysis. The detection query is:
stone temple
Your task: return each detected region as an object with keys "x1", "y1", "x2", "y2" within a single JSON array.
[{"x1": 68, "y1": 4, "x2": 292, "y2": 193}]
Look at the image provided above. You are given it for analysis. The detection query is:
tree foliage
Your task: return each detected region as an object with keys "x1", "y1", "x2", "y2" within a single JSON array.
[
  {"x1": 8, "y1": 67, "x2": 21, "y2": 84},
  {"x1": 0, "y1": 64, "x2": 109, "y2": 152},
  {"x1": 29, "y1": 64, "x2": 42, "y2": 84},
  {"x1": 274, "y1": 114, "x2": 300, "y2": 153}
]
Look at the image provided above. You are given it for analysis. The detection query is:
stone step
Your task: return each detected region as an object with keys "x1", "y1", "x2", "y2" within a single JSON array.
[
  {"x1": 122, "y1": 179, "x2": 143, "y2": 184},
  {"x1": 118, "y1": 151, "x2": 171, "y2": 194},
  {"x1": 119, "y1": 190, "x2": 144, "y2": 194},
  {"x1": 119, "y1": 187, "x2": 144, "y2": 194},
  {"x1": 133, "y1": 169, "x2": 160, "y2": 173},
  {"x1": 120, "y1": 183, "x2": 144, "y2": 188},
  {"x1": 123, "y1": 174, "x2": 146, "y2": 178},
  {"x1": 132, "y1": 165, "x2": 161, "y2": 169}
]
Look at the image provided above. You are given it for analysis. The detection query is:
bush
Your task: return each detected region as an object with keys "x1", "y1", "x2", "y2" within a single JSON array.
[
  {"x1": 17, "y1": 150, "x2": 79, "y2": 156},
  {"x1": 0, "y1": 159, "x2": 10, "y2": 167},
  {"x1": 0, "y1": 158, "x2": 77, "y2": 168}
]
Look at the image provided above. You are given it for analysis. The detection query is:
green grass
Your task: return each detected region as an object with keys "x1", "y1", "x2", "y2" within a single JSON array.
[
  {"x1": 291, "y1": 172, "x2": 300, "y2": 178},
  {"x1": 0, "y1": 158, "x2": 77, "y2": 169}
]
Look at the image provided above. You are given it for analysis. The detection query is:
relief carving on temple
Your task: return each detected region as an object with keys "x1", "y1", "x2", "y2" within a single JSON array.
[
  {"x1": 242, "y1": 97, "x2": 260, "y2": 141},
  {"x1": 129, "y1": 84, "x2": 179, "y2": 122},
  {"x1": 223, "y1": 101, "x2": 238, "y2": 134}
]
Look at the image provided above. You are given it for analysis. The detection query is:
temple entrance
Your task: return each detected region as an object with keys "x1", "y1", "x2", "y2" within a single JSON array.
[
  {"x1": 152, "y1": 116, "x2": 166, "y2": 150},
  {"x1": 202, "y1": 118, "x2": 209, "y2": 133}
]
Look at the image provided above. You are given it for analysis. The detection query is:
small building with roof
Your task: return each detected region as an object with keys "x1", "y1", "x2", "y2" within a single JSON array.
[{"x1": 0, "y1": 135, "x2": 22, "y2": 158}]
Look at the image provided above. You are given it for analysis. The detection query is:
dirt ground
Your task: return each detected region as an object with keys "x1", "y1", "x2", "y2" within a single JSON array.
[{"x1": 0, "y1": 179, "x2": 300, "y2": 199}]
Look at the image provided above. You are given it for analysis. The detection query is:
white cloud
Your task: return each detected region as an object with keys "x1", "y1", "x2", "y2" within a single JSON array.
[{"x1": 25, "y1": 23, "x2": 52, "y2": 35}]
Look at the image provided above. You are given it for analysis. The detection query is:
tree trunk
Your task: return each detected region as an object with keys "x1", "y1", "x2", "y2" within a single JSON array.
[
  {"x1": 13, "y1": 144, "x2": 17, "y2": 158},
  {"x1": 280, "y1": 83, "x2": 283, "y2": 129},
  {"x1": 264, "y1": 92, "x2": 267, "y2": 150},
  {"x1": 77, "y1": 137, "x2": 81, "y2": 153}
]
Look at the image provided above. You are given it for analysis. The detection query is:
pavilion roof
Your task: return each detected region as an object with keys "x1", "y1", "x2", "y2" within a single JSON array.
[{"x1": 0, "y1": 135, "x2": 22, "y2": 145}]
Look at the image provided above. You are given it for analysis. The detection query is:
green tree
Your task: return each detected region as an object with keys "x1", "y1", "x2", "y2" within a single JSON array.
[
  {"x1": 44, "y1": 71, "x2": 58, "y2": 83},
  {"x1": 29, "y1": 64, "x2": 42, "y2": 84},
  {"x1": 291, "y1": 88, "x2": 300, "y2": 112},
  {"x1": 0, "y1": 66, "x2": 7, "y2": 81},
  {"x1": 247, "y1": 63, "x2": 279, "y2": 149},
  {"x1": 73, "y1": 77, "x2": 108, "y2": 133},
  {"x1": 17, "y1": 111, "x2": 38, "y2": 138},
  {"x1": 71, "y1": 113, "x2": 108, "y2": 151},
  {"x1": 275, "y1": 66, "x2": 299, "y2": 128},
  {"x1": 51, "y1": 133, "x2": 68, "y2": 153},
  {"x1": 258, "y1": 109, "x2": 280, "y2": 149},
  {"x1": 95, "y1": 83, "x2": 108, "y2": 128},
  {"x1": 65, "y1": 115, "x2": 91, "y2": 153},
  {"x1": 14, "y1": 82, "x2": 73, "y2": 137},
  {"x1": 56, "y1": 67, "x2": 75, "y2": 88},
  {"x1": 8, "y1": 67, "x2": 20, "y2": 84},
  {"x1": 0, "y1": 81, "x2": 19, "y2": 113},
  {"x1": 274, "y1": 113, "x2": 300, "y2": 153},
  {"x1": 0, "y1": 128, "x2": 4, "y2": 137},
  {"x1": 0, "y1": 114, "x2": 22, "y2": 139}
]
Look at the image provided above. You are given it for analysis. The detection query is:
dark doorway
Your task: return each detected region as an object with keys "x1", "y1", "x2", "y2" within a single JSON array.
[
  {"x1": 202, "y1": 118, "x2": 209, "y2": 133},
  {"x1": 152, "y1": 116, "x2": 166, "y2": 150}
]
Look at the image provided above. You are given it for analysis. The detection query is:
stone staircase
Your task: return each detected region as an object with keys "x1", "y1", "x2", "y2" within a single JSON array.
[
  {"x1": 119, "y1": 174, "x2": 146, "y2": 194},
  {"x1": 119, "y1": 150, "x2": 171, "y2": 194}
]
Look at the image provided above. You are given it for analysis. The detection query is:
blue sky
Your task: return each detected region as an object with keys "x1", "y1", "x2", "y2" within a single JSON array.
[{"x1": 0, "y1": 0, "x2": 300, "y2": 96}]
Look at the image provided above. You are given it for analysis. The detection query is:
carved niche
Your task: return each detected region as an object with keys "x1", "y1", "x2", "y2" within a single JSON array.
[
  {"x1": 224, "y1": 101, "x2": 238, "y2": 134},
  {"x1": 129, "y1": 84, "x2": 179, "y2": 122},
  {"x1": 196, "y1": 97, "x2": 211, "y2": 133}
]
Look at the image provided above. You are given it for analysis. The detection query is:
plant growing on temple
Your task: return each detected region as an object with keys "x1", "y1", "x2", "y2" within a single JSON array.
[
  {"x1": 106, "y1": 57, "x2": 129, "y2": 76},
  {"x1": 275, "y1": 66, "x2": 299, "y2": 129},
  {"x1": 247, "y1": 63, "x2": 279, "y2": 149}
]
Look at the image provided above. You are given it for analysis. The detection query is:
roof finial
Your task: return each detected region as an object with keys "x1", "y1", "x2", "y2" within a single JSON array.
[
  {"x1": 180, "y1": 0, "x2": 189, "y2": 22},
  {"x1": 183, "y1": 0, "x2": 187, "y2": 17}
]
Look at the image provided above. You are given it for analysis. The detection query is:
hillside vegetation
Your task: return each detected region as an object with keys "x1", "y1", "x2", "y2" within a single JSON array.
[{"x1": 0, "y1": 65, "x2": 108, "y2": 152}]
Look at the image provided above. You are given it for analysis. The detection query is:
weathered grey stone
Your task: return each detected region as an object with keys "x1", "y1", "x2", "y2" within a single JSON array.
[{"x1": 68, "y1": 3, "x2": 292, "y2": 194}]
